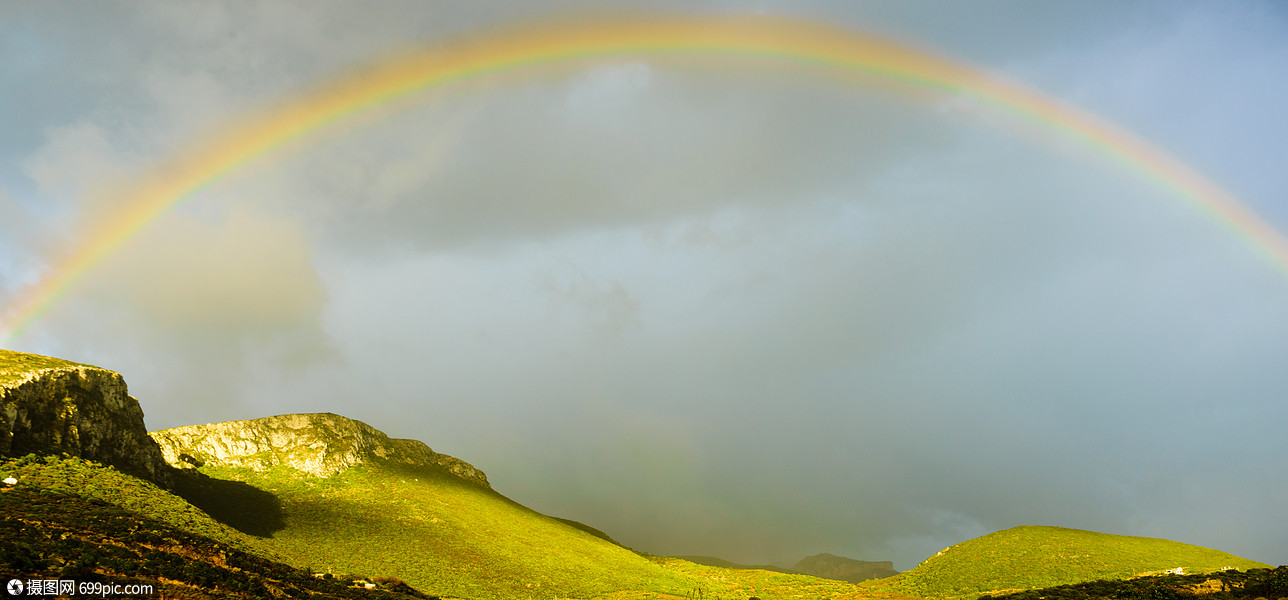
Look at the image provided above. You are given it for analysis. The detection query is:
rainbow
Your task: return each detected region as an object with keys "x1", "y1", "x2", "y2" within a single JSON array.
[{"x1": 3, "y1": 15, "x2": 1285, "y2": 345}]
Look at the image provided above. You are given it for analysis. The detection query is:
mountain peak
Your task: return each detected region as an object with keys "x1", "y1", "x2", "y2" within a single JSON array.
[
  {"x1": 1, "y1": 349, "x2": 172, "y2": 487},
  {"x1": 150, "y1": 412, "x2": 489, "y2": 487}
]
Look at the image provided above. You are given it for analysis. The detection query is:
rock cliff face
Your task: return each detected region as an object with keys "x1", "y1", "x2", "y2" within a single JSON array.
[
  {"x1": 0, "y1": 349, "x2": 172, "y2": 487},
  {"x1": 150, "y1": 413, "x2": 490, "y2": 487}
]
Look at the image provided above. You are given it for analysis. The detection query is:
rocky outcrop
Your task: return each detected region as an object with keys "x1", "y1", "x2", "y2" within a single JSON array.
[
  {"x1": 0, "y1": 350, "x2": 172, "y2": 487},
  {"x1": 150, "y1": 413, "x2": 490, "y2": 488},
  {"x1": 794, "y1": 553, "x2": 899, "y2": 583}
]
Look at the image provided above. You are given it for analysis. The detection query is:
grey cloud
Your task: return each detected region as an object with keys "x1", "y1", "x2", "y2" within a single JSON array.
[
  {"x1": 537, "y1": 269, "x2": 641, "y2": 340},
  {"x1": 21, "y1": 121, "x2": 140, "y2": 210},
  {"x1": 280, "y1": 64, "x2": 952, "y2": 253},
  {"x1": 83, "y1": 209, "x2": 326, "y2": 336},
  {"x1": 0, "y1": 191, "x2": 44, "y2": 301},
  {"x1": 37, "y1": 207, "x2": 334, "y2": 427}
]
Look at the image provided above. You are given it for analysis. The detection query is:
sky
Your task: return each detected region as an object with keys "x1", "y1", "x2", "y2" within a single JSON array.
[{"x1": 2, "y1": 0, "x2": 1287, "y2": 571}]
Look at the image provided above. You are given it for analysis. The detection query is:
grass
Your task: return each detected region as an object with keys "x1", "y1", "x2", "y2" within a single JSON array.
[
  {"x1": 0, "y1": 455, "x2": 432, "y2": 599},
  {"x1": 2, "y1": 349, "x2": 865, "y2": 599},
  {"x1": 196, "y1": 461, "x2": 710, "y2": 600},
  {"x1": 0, "y1": 454, "x2": 279, "y2": 560},
  {"x1": 868, "y1": 526, "x2": 1270, "y2": 599},
  {"x1": 982, "y1": 566, "x2": 1288, "y2": 600},
  {"x1": 647, "y1": 557, "x2": 895, "y2": 600},
  {"x1": 8, "y1": 348, "x2": 1277, "y2": 599},
  {"x1": 3, "y1": 454, "x2": 1275, "y2": 600},
  {"x1": 0, "y1": 348, "x2": 98, "y2": 387},
  {"x1": 1, "y1": 454, "x2": 885, "y2": 599},
  {"x1": 9, "y1": 454, "x2": 1274, "y2": 600}
]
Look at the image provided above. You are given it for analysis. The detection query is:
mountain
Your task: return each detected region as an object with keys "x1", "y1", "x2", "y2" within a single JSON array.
[
  {"x1": 149, "y1": 413, "x2": 704, "y2": 599},
  {"x1": 878, "y1": 525, "x2": 1271, "y2": 599},
  {"x1": 2, "y1": 348, "x2": 861, "y2": 599},
  {"x1": 0, "y1": 350, "x2": 171, "y2": 486},
  {"x1": 794, "y1": 552, "x2": 899, "y2": 583},
  {"x1": 1, "y1": 350, "x2": 436, "y2": 597},
  {"x1": 2, "y1": 348, "x2": 1276, "y2": 600}
]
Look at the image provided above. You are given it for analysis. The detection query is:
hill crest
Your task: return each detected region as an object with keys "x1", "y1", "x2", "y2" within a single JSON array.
[
  {"x1": 886, "y1": 525, "x2": 1270, "y2": 598},
  {"x1": 150, "y1": 412, "x2": 489, "y2": 487},
  {"x1": 0, "y1": 349, "x2": 172, "y2": 486}
]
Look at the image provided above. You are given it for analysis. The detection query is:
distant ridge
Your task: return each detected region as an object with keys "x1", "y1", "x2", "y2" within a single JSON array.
[
  {"x1": 794, "y1": 552, "x2": 898, "y2": 583},
  {"x1": 674, "y1": 552, "x2": 899, "y2": 582},
  {"x1": 674, "y1": 555, "x2": 800, "y2": 575}
]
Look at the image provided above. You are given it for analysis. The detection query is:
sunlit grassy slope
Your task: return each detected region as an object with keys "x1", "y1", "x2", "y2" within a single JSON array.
[
  {"x1": 5, "y1": 454, "x2": 1274, "y2": 600},
  {"x1": 0, "y1": 348, "x2": 93, "y2": 386},
  {"x1": 0, "y1": 454, "x2": 279, "y2": 561},
  {"x1": 0, "y1": 455, "x2": 873, "y2": 600},
  {"x1": 0, "y1": 456, "x2": 433, "y2": 599},
  {"x1": 643, "y1": 558, "x2": 900, "y2": 600},
  {"x1": 1, "y1": 459, "x2": 874, "y2": 600},
  {"x1": 985, "y1": 566, "x2": 1288, "y2": 600},
  {"x1": 198, "y1": 462, "x2": 708, "y2": 599},
  {"x1": 872, "y1": 526, "x2": 1270, "y2": 599}
]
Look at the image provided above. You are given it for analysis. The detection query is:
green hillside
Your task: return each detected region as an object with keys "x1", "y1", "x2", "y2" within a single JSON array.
[
  {"x1": 0, "y1": 455, "x2": 429, "y2": 599},
  {"x1": 193, "y1": 461, "x2": 704, "y2": 599},
  {"x1": 0, "y1": 455, "x2": 865, "y2": 600},
  {"x1": 0, "y1": 348, "x2": 92, "y2": 385},
  {"x1": 877, "y1": 525, "x2": 1270, "y2": 599},
  {"x1": 982, "y1": 566, "x2": 1288, "y2": 600},
  {"x1": 4, "y1": 349, "x2": 1276, "y2": 600},
  {"x1": 0, "y1": 453, "x2": 278, "y2": 560},
  {"x1": 651, "y1": 557, "x2": 876, "y2": 600}
]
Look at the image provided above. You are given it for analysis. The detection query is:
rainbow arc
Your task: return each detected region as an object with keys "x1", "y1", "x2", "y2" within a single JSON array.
[{"x1": 3, "y1": 15, "x2": 1285, "y2": 345}]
